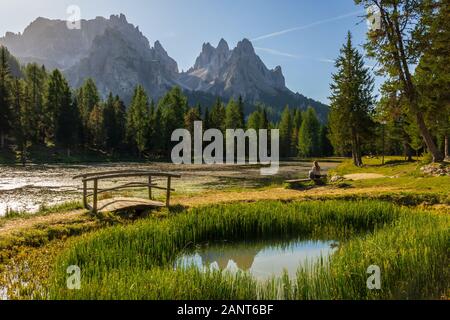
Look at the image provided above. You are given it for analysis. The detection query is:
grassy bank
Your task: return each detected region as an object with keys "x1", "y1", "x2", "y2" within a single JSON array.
[
  {"x1": 327, "y1": 157, "x2": 450, "y2": 204},
  {"x1": 49, "y1": 200, "x2": 449, "y2": 300}
]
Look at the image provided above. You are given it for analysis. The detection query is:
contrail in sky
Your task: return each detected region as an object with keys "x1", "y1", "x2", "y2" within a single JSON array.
[
  {"x1": 251, "y1": 9, "x2": 365, "y2": 42},
  {"x1": 255, "y1": 47, "x2": 334, "y2": 64},
  {"x1": 254, "y1": 47, "x2": 304, "y2": 59}
]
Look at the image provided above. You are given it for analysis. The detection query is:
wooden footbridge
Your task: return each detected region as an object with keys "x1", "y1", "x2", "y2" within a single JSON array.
[{"x1": 73, "y1": 170, "x2": 181, "y2": 214}]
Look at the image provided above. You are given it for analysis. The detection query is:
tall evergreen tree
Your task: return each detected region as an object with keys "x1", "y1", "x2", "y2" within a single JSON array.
[
  {"x1": 319, "y1": 125, "x2": 334, "y2": 157},
  {"x1": 291, "y1": 109, "x2": 303, "y2": 157},
  {"x1": 247, "y1": 109, "x2": 263, "y2": 131},
  {"x1": 225, "y1": 98, "x2": 244, "y2": 129},
  {"x1": 127, "y1": 85, "x2": 151, "y2": 156},
  {"x1": 209, "y1": 97, "x2": 226, "y2": 131},
  {"x1": 87, "y1": 104, "x2": 105, "y2": 149},
  {"x1": 77, "y1": 78, "x2": 100, "y2": 145},
  {"x1": 158, "y1": 86, "x2": 188, "y2": 154},
  {"x1": 24, "y1": 63, "x2": 47, "y2": 143},
  {"x1": 43, "y1": 69, "x2": 72, "y2": 145},
  {"x1": 293, "y1": 109, "x2": 303, "y2": 129},
  {"x1": 184, "y1": 107, "x2": 202, "y2": 136},
  {"x1": 11, "y1": 79, "x2": 33, "y2": 164},
  {"x1": 259, "y1": 108, "x2": 269, "y2": 129},
  {"x1": 0, "y1": 46, "x2": 12, "y2": 148},
  {"x1": 151, "y1": 104, "x2": 163, "y2": 153},
  {"x1": 56, "y1": 87, "x2": 80, "y2": 156},
  {"x1": 103, "y1": 93, "x2": 126, "y2": 153},
  {"x1": 237, "y1": 95, "x2": 245, "y2": 125},
  {"x1": 279, "y1": 106, "x2": 293, "y2": 158},
  {"x1": 203, "y1": 107, "x2": 210, "y2": 130},
  {"x1": 328, "y1": 32, "x2": 375, "y2": 166},
  {"x1": 298, "y1": 107, "x2": 321, "y2": 157}
]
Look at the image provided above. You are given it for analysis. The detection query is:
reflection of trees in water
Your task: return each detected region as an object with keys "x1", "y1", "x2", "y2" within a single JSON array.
[{"x1": 195, "y1": 239, "x2": 309, "y2": 271}]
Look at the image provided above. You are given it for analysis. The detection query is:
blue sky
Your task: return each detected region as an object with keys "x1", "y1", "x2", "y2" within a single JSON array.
[{"x1": 0, "y1": 0, "x2": 377, "y2": 104}]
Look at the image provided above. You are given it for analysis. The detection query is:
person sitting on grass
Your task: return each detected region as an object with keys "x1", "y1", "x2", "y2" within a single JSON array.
[{"x1": 309, "y1": 161, "x2": 322, "y2": 180}]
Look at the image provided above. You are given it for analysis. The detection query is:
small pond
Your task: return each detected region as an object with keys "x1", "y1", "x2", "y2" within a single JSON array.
[{"x1": 175, "y1": 239, "x2": 338, "y2": 282}]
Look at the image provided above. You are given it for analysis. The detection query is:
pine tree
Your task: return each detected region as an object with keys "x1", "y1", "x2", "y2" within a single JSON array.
[
  {"x1": 151, "y1": 105, "x2": 163, "y2": 153},
  {"x1": 0, "y1": 46, "x2": 12, "y2": 148},
  {"x1": 279, "y1": 106, "x2": 293, "y2": 157},
  {"x1": 237, "y1": 95, "x2": 245, "y2": 125},
  {"x1": 88, "y1": 104, "x2": 105, "y2": 149},
  {"x1": 328, "y1": 32, "x2": 375, "y2": 166},
  {"x1": 11, "y1": 79, "x2": 33, "y2": 164},
  {"x1": 203, "y1": 107, "x2": 210, "y2": 130},
  {"x1": 247, "y1": 109, "x2": 263, "y2": 131},
  {"x1": 103, "y1": 93, "x2": 126, "y2": 153},
  {"x1": 293, "y1": 109, "x2": 303, "y2": 129},
  {"x1": 24, "y1": 63, "x2": 47, "y2": 143},
  {"x1": 298, "y1": 107, "x2": 321, "y2": 157},
  {"x1": 77, "y1": 78, "x2": 100, "y2": 145},
  {"x1": 127, "y1": 85, "x2": 151, "y2": 156},
  {"x1": 184, "y1": 107, "x2": 202, "y2": 136},
  {"x1": 56, "y1": 86, "x2": 79, "y2": 157},
  {"x1": 114, "y1": 95, "x2": 127, "y2": 151},
  {"x1": 225, "y1": 98, "x2": 244, "y2": 129},
  {"x1": 259, "y1": 108, "x2": 269, "y2": 129},
  {"x1": 44, "y1": 69, "x2": 72, "y2": 145},
  {"x1": 290, "y1": 127, "x2": 299, "y2": 157},
  {"x1": 158, "y1": 86, "x2": 188, "y2": 154},
  {"x1": 319, "y1": 125, "x2": 334, "y2": 157},
  {"x1": 209, "y1": 97, "x2": 226, "y2": 131},
  {"x1": 291, "y1": 109, "x2": 303, "y2": 157}
]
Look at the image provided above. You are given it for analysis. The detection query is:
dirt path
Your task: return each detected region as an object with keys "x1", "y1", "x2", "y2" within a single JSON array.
[
  {"x1": 343, "y1": 173, "x2": 386, "y2": 180},
  {"x1": 0, "y1": 209, "x2": 88, "y2": 237}
]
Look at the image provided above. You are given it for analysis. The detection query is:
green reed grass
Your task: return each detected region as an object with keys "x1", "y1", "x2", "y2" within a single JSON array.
[{"x1": 49, "y1": 200, "x2": 449, "y2": 300}]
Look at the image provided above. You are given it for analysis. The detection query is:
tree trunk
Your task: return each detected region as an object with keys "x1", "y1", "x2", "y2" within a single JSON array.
[
  {"x1": 351, "y1": 129, "x2": 362, "y2": 167},
  {"x1": 21, "y1": 143, "x2": 26, "y2": 167},
  {"x1": 381, "y1": 5, "x2": 444, "y2": 163},
  {"x1": 356, "y1": 134, "x2": 363, "y2": 167},
  {"x1": 415, "y1": 111, "x2": 443, "y2": 162},
  {"x1": 403, "y1": 139, "x2": 413, "y2": 162},
  {"x1": 445, "y1": 134, "x2": 449, "y2": 160},
  {"x1": 0, "y1": 132, "x2": 5, "y2": 149}
]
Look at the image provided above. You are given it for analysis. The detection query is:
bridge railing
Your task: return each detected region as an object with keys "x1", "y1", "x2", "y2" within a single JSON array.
[{"x1": 73, "y1": 170, "x2": 181, "y2": 214}]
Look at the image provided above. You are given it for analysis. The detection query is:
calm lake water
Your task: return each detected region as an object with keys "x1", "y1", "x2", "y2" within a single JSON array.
[
  {"x1": 175, "y1": 239, "x2": 338, "y2": 281},
  {"x1": 0, "y1": 161, "x2": 338, "y2": 216}
]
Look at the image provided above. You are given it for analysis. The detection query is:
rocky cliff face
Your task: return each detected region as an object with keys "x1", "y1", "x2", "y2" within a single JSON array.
[
  {"x1": 1, "y1": 14, "x2": 179, "y2": 101},
  {"x1": 180, "y1": 38, "x2": 287, "y2": 102}
]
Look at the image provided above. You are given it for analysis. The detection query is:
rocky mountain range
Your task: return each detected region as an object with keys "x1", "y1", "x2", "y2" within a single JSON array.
[{"x1": 0, "y1": 14, "x2": 328, "y2": 120}]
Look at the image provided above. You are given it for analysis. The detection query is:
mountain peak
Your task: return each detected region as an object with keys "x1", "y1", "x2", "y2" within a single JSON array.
[
  {"x1": 154, "y1": 40, "x2": 165, "y2": 52},
  {"x1": 109, "y1": 13, "x2": 128, "y2": 23},
  {"x1": 235, "y1": 38, "x2": 255, "y2": 54},
  {"x1": 201, "y1": 42, "x2": 214, "y2": 52},
  {"x1": 217, "y1": 38, "x2": 229, "y2": 52}
]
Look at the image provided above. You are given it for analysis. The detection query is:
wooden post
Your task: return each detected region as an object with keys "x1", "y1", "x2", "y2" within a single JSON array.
[
  {"x1": 83, "y1": 180, "x2": 88, "y2": 209},
  {"x1": 93, "y1": 179, "x2": 98, "y2": 214},
  {"x1": 166, "y1": 176, "x2": 171, "y2": 207},
  {"x1": 148, "y1": 175, "x2": 152, "y2": 200}
]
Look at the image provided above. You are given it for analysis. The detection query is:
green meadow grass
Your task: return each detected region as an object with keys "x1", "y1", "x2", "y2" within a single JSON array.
[{"x1": 49, "y1": 200, "x2": 449, "y2": 300}]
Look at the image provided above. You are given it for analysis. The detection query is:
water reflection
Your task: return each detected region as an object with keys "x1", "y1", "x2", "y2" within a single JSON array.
[
  {"x1": 176, "y1": 239, "x2": 337, "y2": 281},
  {"x1": 0, "y1": 161, "x2": 337, "y2": 216}
]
